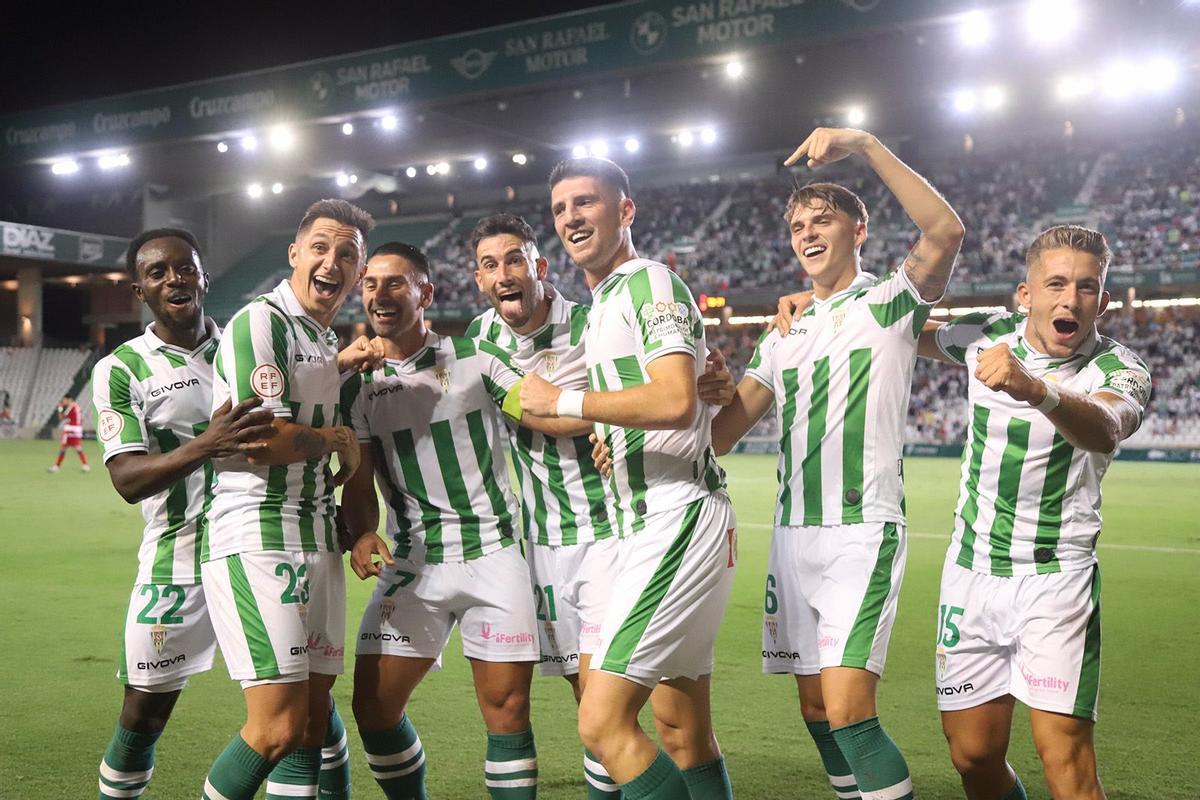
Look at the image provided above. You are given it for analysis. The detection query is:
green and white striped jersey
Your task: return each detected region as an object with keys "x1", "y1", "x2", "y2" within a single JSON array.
[
  {"x1": 207, "y1": 280, "x2": 342, "y2": 559},
  {"x1": 92, "y1": 319, "x2": 222, "y2": 584},
  {"x1": 466, "y1": 287, "x2": 615, "y2": 546},
  {"x1": 340, "y1": 330, "x2": 525, "y2": 564},
  {"x1": 746, "y1": 270, "x2": 934, "y2": 528},
  {"x1": 935, "y1": 312, "x2": 1152, "y2": 576},
  {"x1": 585, "y1": 258, "x2": 725, "y2": 534}
]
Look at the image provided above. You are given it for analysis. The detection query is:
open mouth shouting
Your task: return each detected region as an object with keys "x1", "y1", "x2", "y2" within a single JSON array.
[
  {"x1": 1051, "y1": 316, "x2": 1080, "y2": 341},
  {"x1": 495, "y1": 285, "x2": 526, "y2": 318},
  {"x1": 312, "y1": 273, "x2": 342, "y2": 300}
]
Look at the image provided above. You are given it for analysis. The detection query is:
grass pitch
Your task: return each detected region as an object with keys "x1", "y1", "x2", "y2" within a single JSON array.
[{"x1": 0, "y1": 439, "x2": 1196, "y2": 798}]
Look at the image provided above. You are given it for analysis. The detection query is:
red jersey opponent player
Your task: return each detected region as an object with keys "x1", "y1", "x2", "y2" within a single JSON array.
[{"x1": 49, "y1": 394, "x2": 90, "y2": 473}]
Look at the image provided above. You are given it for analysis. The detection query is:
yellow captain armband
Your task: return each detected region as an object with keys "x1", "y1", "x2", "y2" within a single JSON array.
[{"x1": 502, "y1": 379, "x2": 524, "y2": 422}]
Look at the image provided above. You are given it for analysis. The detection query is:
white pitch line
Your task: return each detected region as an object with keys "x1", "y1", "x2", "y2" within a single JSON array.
[{"x1": 736, "y1": 522, "x2": 1200, "y2": 555}]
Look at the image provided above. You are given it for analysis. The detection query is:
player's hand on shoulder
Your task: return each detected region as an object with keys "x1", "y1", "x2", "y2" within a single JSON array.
[
  {"x1": 785, "y1": 128, "x2": 875, "y2": 169},
  {"x1": 589, "y1": 433, "x2": 613, "y2": 478},
  {"x1": 337, "y1": 335, "x2": 385, "y2": 374},
  {"x1": 350, "y1": 531, "x2": 395, "y2": 579},
  {"x1": 202, "y1": 397, "x2": 276, "y2": 458},
  {"x1": 975, "y1": 343, "x2": 1045, "y2": 405},
  {"x1": 773, "y1": 290, "x2": 814, "y2": 336},
  {"x1": 698, "y1": 349, "x2": 735, "y2": 407},
  {"x1": 519, "y1": 373, "x2": 562, "y2": 418}
]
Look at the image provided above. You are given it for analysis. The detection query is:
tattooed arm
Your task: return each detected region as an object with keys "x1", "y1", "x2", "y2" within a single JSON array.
[{"x1": 238, "y1": 419, "x2": 361, "y2": 484}]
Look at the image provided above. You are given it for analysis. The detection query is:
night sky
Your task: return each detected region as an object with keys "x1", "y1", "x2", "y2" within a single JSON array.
[{"x1": 1, "y1": 0, "x2": 611, "y2": 114}]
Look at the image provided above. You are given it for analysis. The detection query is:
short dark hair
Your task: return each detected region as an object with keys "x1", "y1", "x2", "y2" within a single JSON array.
[
  {"x1": 369, "y1": 241, "x2": 431, "y2": 282},
  {"x1": 784, "y1": 182, "x2": 869, "y2": 226},
  {"x1": 125, "y1": 227, "x2": 202, "y2": 278},
  {"x1": 548, "y1": 157, "x2": 631, "y2": 198},
  {"x1": 469, "y1": 213, "x2": 537, "y2": 253},
  {"x1": 296, "y1": 199, "x2": 375, "y2": 242}
]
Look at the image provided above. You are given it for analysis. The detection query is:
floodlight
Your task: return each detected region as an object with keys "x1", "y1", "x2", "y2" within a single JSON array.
[
  {"x1": 51, "y1": 159, "x2": 80, "y2": 176},
  {"x1": 342, "y1": 122, "x2": 354, "y2": 136},
  {"x1": 247, "y1": 183, "x2": 264, "y2": 199},
  {"x1": 571, "y1": 144, "x2": 588, "y2": 158},
  {"x1": 271, "y1": 182, "x2": 283, "y2": 195},
  {"x1": 336, "y1": 172, "x2": 350, "y2": 187},
  {"x1": 700, "y1": 127, "x2": 717, "y2": 145},
  {"x1": 512, "y1": 153, "x2": 528, "y2": 165},
  {"x1": 216, "y1": 141, "x2": 229, "y2": 153},
  {"x1": 474, "y1": 157, "x2": 488, "y2": 171},
  {"x1": 982, "y1": 86, "x2": 1005, "y2": 111},
  {"x1": 958, "y1": 10, "x2": 992, "y2": 47},
  {"x1": 725, "y1": 60, "x2": 745, "y2": 79},
  {"x1": 678, "y1": 130, "x2": 695, "y2": 148},
  {"x1": 624, "y1": 137, "x2": 641, "y2": 153},
  {"x1": 268, "y1": 125, "x2": 294, "y2": 151},
  {"x1": 847, "y1": 106, "x2": 866, "y2": 126},
  {"x1": 241, "y1": 135, "x2": 258, "y2": 152},
  {"x1": 426, "y1": 164, "x2": 438, "y2": 176},
  {"x1": 380, "y1": 114, "x2": 399, "y2": 131},
  {"x1": 98, "y1": 153, "x2": 131, "y2": 170},
  {"x1": 589, "y1": 140, "x2": 609, "y2": 157},
  {"x1": 435, "y1": 161, "x2": 450, "y2": 175},
  {"x1": 406, "y1": 166, "x2": 418, "y2": 178},
  {"x1": 1026, "y1": 0, "x2": 1080, "y2": 44},
  {"x1": 953, "y1": 89, "x2": 978, "y2": 114}
]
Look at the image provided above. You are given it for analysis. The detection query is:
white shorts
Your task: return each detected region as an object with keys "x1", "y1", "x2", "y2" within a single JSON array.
[
  {"x1": 763, "y1": 522, "x2": 907, "y2": 676},
  {"x1": 935, "y1": 560, "x2": 1103, "y2": 720},
  {"x1": 117, "y1": 582, "x2": 216, "y2": 692},
  {"x1": 527, "y1": 536, "x2": 621, "y2": 676},
  {"x1": 591, "y1": 493, "x2": 737, "y2": 688},
  {"x1": 356, "y1": 543, "x2": 539, "y2": 663},
  {"x1": 202, "y1": 551, "x2": 346, "y2": 683}
]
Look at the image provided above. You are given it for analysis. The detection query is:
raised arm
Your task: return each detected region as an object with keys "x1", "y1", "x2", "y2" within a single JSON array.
[{"x1": 787, "y1": 128, "x2": 965, "y2": 302}]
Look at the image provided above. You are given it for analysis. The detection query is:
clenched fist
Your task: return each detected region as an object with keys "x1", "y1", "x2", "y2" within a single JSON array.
[
  {"x1": 975, "y1": 343, "x2": 1046, "y2": 405},
  {"x1": 519, "y1": 373, "x2": 562, "y2": 418}
]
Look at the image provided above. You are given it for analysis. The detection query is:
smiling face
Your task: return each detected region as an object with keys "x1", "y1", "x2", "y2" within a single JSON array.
[
  {"x1": 361, "y1": 252, "x2": 432, "y2": 341},
  {"x1": 1018, "y1": 246, "x2": 1109, "y2": 358},
  {"x1": 551, "y1": 175, "x2": 635, "y2": 278},
  {"x1": 132, "y1": 235, "x2": 208, "y2": 330},
  {"x1": 475, "y1": 233, "x2": 547, "y2": 331},
  {"x1": 287, "y1": 217, "x2": 365, "y2": 326},
  {"x1": 787, "y1": 200, "x2": 865, "y2": 288}
]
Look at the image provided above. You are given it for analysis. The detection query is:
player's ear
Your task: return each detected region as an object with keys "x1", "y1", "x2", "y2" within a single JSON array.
[
  {"x1": 420, "y1": 280, "x2": 434, "y2": 310},
  {"x1": 854, "y1": 221, "x2": 867, "y2": 249},
  {"x1": 1016, "y1": 280, "x2": 1032, "y2": 310},
  {"x1": 620, "y1": 196, "x2": 636, "y2": 228},
  {"x1": 1096, "y1": 290, "x2": 1111, "y2": 319},
  {"x1": 535, "y1": 257, "x2": 549, "y2": 281},
  {"x1": 287, "y1": 241, "x2": 300, "y2": 269},
  {"x1": 131, "y1": 280, "x2": 145, "y2": 303}
]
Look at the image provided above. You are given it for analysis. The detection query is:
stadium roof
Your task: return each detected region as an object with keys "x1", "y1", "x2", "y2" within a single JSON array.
[{"x1": 3, "y1": 0, "x2": 1198, "y2": 235}]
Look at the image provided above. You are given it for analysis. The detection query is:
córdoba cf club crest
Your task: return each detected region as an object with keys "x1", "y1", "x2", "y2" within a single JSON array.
[
  {"x1": 765, "y1": 617, "x2": 778, "y2": 644},
  {"x1": 435, "y1": 368, "x2": 451, "y2": 393},
  {"x1": 380, "y1": 598, "x2": 395, "y2": 623},
  {"x1": 543, "y1": 353, "x2": 558, "y2": 375},
  {"x1": 150, "y1": 624, "x2": 167, "y2": 654}
]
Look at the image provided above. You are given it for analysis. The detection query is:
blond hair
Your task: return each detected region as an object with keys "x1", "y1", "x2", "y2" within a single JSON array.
[{"x1": 1026, "y1": 225, "x2": 1112, "y2": 283}]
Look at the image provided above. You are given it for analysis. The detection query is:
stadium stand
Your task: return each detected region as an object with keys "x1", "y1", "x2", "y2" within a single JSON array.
[{"x1": 0, "y1": 346, "x2": 92, "y2": 431}]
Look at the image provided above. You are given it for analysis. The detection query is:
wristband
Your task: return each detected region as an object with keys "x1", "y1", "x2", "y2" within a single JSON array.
[
  {"x1": 1033, "y1": 380, "x2": 1060, "y2": 414},
  {"x1": 556, "y1": 389, "x2": 586, "y2": 419}
]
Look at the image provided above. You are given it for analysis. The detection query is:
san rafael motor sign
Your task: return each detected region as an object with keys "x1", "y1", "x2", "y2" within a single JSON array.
[{"x1": 0, "y1": 0, "x2": 970, "y2": 164}]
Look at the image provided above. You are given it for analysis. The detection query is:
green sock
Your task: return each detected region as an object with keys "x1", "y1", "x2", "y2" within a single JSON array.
[
  {"x1": 203, "y1": 735, "x2": 277, "y2": 800},
  {"x1": 1002, "y1": 773, "x2": 1028, "y2": 800},
  {"x1": 98, "y1": 724, "x2": 160, "y2": 799},
  {"x1": 319, "y1": 700, "x2": 352, "y2": 799},
  {"x1": 266, "y1": 746, "x2": 321, "y2": 799},
  {"x1": 681, "y1": 756, "x2": 733, "y2": 799},
  {"x1": 585, "y1": 747, "x2": 621, "y2": 798},
  {"x1": 806, "y1": 720, "x2": 860, "y2": 799},
  {"x1": 620, "y1": 749, "x2": 689, "y2": 800},
  {"x1": 831, "y1": 717, "x2": 913, "y2": 800},
  {"x1": 361, "y1": 715, "x2": 426, "y2": 800},
  {"x1": 485, "y1": 729, "x2": 538, "y2": 799}
]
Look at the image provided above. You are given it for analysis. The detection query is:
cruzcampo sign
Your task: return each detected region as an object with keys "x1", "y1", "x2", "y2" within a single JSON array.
[{"x1": 1, "y1": 0, "x2": 974, "y2": 164}]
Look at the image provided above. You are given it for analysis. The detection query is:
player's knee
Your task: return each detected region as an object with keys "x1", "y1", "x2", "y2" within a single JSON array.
[
  {"x1": 656, "y1": 722, "x2": 719, "y2": 768},
  {"x1": 1035, "y1": 735, "x2": 1093, "y2": 783},
  {"x1": 119, "y1": 689, "x2": 180, "y2": 734},
  {"x1": 946, "y1": 735, "x2": 1005, "y2": 779},
  {"x1": 479, "y1": 684, "x2": 531, "y2": 731},
  {"x1": 351, "y1": 684, "x2": 401, "y2": 733},
  {"x1": 822, "y1": 697, "x2": 873, "y2": 729},
  {"x1": 246, "y1": 713, "x2": 309, "y2": 761},
  {"x1": 798, "y1": 697, "x2": 826, "y2": 721},
  {"x1": 577, "y1": 698, "x2": 615, "y2": 756}
]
